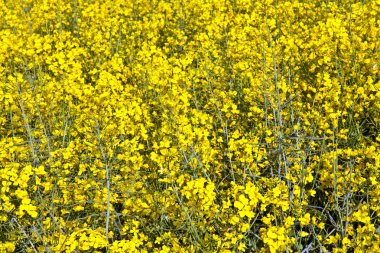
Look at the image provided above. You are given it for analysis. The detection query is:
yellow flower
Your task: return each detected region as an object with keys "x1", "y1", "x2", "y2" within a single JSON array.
[{"x1": 299, "y1": 213, "x2": 311, "y2": 227}]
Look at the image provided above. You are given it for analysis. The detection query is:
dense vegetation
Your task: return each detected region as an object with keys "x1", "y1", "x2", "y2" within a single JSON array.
[{"x1": 0, "y1": 0, "x2": 380, "y2": 252}]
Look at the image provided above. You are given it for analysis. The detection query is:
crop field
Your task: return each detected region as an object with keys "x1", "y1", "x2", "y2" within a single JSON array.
[{"x1": 0, "y1": 0, "x2": 379, "y2": 252}]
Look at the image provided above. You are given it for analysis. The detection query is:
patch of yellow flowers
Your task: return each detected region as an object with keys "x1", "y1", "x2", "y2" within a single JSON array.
[{"x1": 1, "y1": 0, "x2": 380, "y2": 252}]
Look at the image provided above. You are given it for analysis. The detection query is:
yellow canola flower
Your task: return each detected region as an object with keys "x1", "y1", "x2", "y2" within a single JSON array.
[{"x1": 0, "y1": 0, "x2": 379, "y2": 252}]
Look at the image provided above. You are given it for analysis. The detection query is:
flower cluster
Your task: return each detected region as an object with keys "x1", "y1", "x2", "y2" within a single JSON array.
[{"x1": 0, "y1": 0, "x2": 379, "y2": 252}]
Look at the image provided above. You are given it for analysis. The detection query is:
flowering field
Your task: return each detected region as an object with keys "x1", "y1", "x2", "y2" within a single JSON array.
[{"x1": 0, "y1": 0, "x2": 379, "y2": 252}]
